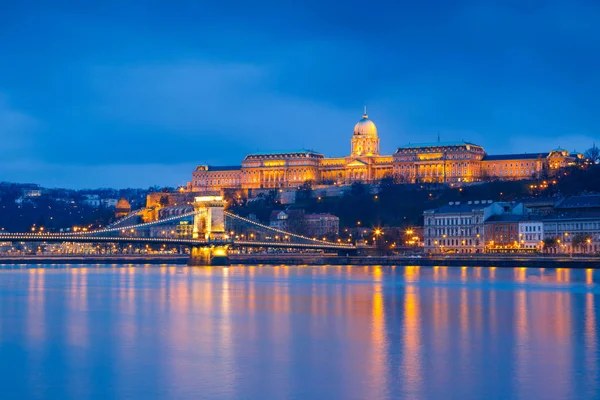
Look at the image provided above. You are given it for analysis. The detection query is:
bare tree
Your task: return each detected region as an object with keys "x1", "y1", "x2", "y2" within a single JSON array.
[
  {"x1": 585, "y1": 143, "x2": 600, "y2": 164},
  {"x1": 543, "y1": 237, "x2": 558, "y2": 249},
  {"x1": 572, "y1": 233, "x2": 590, "y2": 252}
]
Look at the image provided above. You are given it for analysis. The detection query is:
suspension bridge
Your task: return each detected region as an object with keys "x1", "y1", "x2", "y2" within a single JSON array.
[{"x1": 0, "y1": 196, "x2": 356, "y2": 265}]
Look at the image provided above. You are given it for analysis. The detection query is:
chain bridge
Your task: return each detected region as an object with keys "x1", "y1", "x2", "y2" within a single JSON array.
[{"x1": 0, "y1": 196, "x2": 356, "y2": 265}]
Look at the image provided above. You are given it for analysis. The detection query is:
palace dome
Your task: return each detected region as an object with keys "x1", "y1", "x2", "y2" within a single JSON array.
[{"x1": 353, "y1": 109, "x2": 377, "y2": 137}]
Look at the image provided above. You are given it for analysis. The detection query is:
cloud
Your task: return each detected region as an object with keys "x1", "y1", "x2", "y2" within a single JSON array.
[
  {"x1": 1, "y1": 1, "x2": 599, "y2": 188},
  {"x1": 89, "y1": 61, "x2": 363, "y2": 156}
]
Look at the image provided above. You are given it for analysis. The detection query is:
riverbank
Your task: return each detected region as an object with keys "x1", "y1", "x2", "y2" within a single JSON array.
[
  {"x1": 0, "y1": 255, "x2": 188, "y2": 265},
  {"x1": 228, "y1": 254, "x2": 600, "y2": 268},
  {"x1": 0, "y1": 254, "x2": 599, "y2": 268}
]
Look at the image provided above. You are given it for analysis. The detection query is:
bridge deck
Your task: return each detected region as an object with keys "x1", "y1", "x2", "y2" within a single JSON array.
[{"x1": 0, "y1": 235, "x2": 355, "y2": 251}]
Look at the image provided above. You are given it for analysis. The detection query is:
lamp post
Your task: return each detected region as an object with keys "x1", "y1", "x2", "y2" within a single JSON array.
[
  {"x1": 587, "y1": 238, "x2": 592, "y2": 255},
  {"x1": 564, "y1": 232, "x2": 571, "y2": 257}
]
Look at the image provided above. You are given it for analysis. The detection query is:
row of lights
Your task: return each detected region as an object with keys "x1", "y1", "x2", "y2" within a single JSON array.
[{"x1": 224, "y1": 212, "x2": 354, "y2": 247}]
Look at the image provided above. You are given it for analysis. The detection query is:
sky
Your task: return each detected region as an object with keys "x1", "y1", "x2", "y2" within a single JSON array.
[{"x1": 0, "y1": 1, "x2": 599, "y2": 188}]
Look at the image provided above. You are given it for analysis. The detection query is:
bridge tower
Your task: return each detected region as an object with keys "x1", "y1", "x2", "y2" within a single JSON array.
[
  {"x1": 192, "y1": 195, "x2": 227, "y2": 240},
  {"x1": 189, "y1": 195, "x2": 230, "y2": 266}
]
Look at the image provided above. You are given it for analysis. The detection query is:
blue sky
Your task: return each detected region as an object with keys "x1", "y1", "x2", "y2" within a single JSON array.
[{"x1": 1, "y1": 1, "x2": 599, "y2": 188}]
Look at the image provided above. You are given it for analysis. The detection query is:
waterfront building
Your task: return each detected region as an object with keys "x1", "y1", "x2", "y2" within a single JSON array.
[
  {"x1": 484, "y1": 215, "x2": 525, "y2": 252},
  {"x1": 518, "y1": 218, "x2": 544, "y2": 251},
  {"x1": 539, "y1": 196, "x2": 600, "y2": 254},
  {"x1": 423, "y1": 201, "x2": 526, "y2": 254},
  {"x1": 424, "y1": 201, "x2": 489, "y2": 254},
  {"x1": 190, "y1": 109, "x2": 583, "y2": 193},
  {"x1": 542, "y1": 213, "x2": 600, "y2": 254}
]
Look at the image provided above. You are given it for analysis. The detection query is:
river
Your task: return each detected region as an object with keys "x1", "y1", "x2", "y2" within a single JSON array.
[{"x1": 0, "y1": 265, "x2": 598, "y2": 399}]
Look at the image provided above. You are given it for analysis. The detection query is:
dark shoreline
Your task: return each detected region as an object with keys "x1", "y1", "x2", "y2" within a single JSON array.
[
  {"x1": 0, "y1": 255, "x2": 189, "y2": 265},
  {"x1": 0, "y1": 254, "x2": 599, "y2": 268},
  {"x1": 228, "y1": 255, "x2": 600, "y2": 268}
]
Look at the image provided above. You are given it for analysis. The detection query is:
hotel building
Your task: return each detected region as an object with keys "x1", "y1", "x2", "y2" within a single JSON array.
[{"x1": 190, "y1": 109, "x2": 583, "y2": 193}]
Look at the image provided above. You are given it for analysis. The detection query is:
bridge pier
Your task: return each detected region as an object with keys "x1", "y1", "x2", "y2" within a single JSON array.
[{"x1": 188, "y1": 245, "x2": 230, "y2": 266}]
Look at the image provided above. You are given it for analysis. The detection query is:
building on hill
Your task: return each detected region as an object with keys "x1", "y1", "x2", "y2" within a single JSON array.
[
  {"x1": 23, "y1": 189, "x2": 41, "y2": 197},
  {"x1": 189, "y1": 109, "x2": 585, "y2": 193},
  {"x1": 102, "y1": 198, "x2": 119, "y2": 208},
  {"x1": 269, "y1": 210, "x2": 306, "y2": 233},
  {"x1": 83, "y1": 194, "x2": 101, "y2": 207},
  {"x1": 192, "y1": 166, "x2": 242, "y2": 193},
  {"x1": 269, "y1": 210, "x2": 339, "y2": 238},
  {"x1": 115, "y1": 198, "x2": 131, "y2": 218},
  {"x1": 481, "y1": 153, "x2": 547, "y2": 181},
  {"x1": 143, "y1": 192, "x2": 196, "y2": 222},
  {"x1": 304, "y1": 213, "x2": 340, "y2": 238}
]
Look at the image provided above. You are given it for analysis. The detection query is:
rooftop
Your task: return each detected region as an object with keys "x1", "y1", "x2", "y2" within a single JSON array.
[
  {"x1": 517, "y1": 196, "x2": 562, "y2": 205},
  {"x1": 543, "y1": 210, "x2": 600, "y2": 221},
  {"x1": 482, "y1": 153, "x2": 548, "y2": 161},
  {"x1": 305, "y1": 213, "x2": 339, "y2": 219},
  {"x1": 555, "y1": 195, "x2": 600, "y2": 209},
  {"x1": 209, "y1": 165, "x2": 241, "y2": 171},
  {"x1": 269, "y1": 209, "x2": 305, "y2": 220},
  {"x1": 396, "y1": 141, "x2": 482, "y2": 150},
  {"x1": 196, "y1": 165, "x2": 241, "y2": 171},
  {"x1": 246, "y1": 149, "x2": 323, "y2": 157},
  {"x1": 486, "y1": 214, "x2": 524, "y2": 223},
  {"x1": 425, "y1": 202, "x2": 494, "y2": 214}
]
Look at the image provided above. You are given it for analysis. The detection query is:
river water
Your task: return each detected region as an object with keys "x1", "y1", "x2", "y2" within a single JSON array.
[{"x1": 0, "y1": 265, "x2": 598, "y2": 399}]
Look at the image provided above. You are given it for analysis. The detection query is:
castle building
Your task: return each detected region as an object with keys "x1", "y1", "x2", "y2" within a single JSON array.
[{"x1": 190, "y1": 109, "x2": 582, "y2": 192}]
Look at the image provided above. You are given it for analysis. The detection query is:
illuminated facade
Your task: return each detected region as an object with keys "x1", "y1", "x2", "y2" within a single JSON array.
[
  {"x1": 190, "y1": 110, "x2": 584, "y2": 192},
  {"x1": 424, "y1": 201, "x2": 527, "y2": 254}
]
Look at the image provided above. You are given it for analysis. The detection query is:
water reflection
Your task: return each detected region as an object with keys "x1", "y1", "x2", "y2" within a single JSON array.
[{"x1": 0, "y1": 265, "x2": 598, "y2": 399}]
